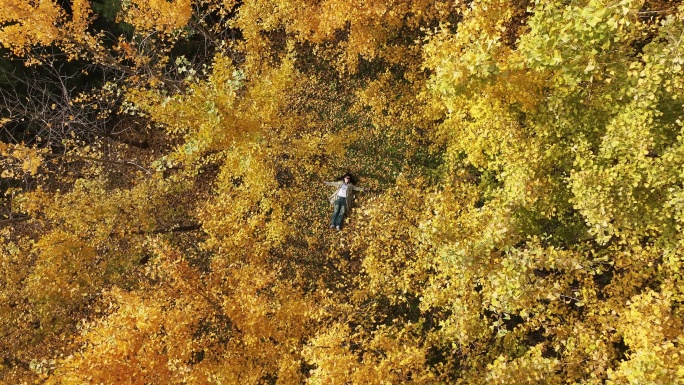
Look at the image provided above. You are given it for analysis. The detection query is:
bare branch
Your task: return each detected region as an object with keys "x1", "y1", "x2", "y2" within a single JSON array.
[
  {"x1": 42, "y1": 152, "x2": 153, "y2": 174},
  {"x1": 0, "y1": 215, "x2": 31, "y2": 226}
]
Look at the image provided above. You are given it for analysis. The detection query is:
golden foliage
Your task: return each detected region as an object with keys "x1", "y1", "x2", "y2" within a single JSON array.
[
  {"x1": 3, "y1": 0, "x2": 684, "y2": 383},
  {"x1": 123, "y1": 0, "x2": 193, "y2": 34}
]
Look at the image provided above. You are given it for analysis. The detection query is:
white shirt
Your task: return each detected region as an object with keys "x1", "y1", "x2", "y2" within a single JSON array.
[{"x1": 337, "y1": 183, "x2": 349, "y2": 198}]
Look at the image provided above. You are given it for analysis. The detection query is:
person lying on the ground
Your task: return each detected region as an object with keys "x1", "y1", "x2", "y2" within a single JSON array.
[{"x1": 324, "y1": 172, "x2": 364, "y2": 231}]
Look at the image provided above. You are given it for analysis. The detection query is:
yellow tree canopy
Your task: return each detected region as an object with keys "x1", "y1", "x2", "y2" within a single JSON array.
[{"x1": 1, "y1": 0, "x2": 684, "y2": 383}]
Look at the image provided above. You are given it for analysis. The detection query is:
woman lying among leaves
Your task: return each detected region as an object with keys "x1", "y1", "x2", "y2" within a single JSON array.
[{"x1": 325, "y1": 173, "x2": 364, "y2": 230}]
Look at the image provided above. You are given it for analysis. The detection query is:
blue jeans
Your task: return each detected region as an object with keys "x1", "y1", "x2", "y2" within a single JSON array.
[{"x1": 331, "y1": 196, "x2": 347, "y2": 228}]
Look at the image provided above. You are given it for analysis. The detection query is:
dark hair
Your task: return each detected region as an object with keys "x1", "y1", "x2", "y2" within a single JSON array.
[{"x1": 337, "y1": 172, "x2": 356, "y2": 184}]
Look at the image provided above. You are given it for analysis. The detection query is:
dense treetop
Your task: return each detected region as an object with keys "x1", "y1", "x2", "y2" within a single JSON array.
[{"x1": 1, "y1": 0, "x2": 684, "y2": 383}]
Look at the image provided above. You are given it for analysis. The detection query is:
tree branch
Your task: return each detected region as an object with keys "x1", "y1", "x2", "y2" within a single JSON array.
[
  {"x1": 42, "y1": 153, "x2": 152, "y2": 174},
  {"x1": 152, "y1": 223, "x2": 202, "y2": 234},
  {"x1": 0, "y1": 215, "x2": 31, "y2": 226}
]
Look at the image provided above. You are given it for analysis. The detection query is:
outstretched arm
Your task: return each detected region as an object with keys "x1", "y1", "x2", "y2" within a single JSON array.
[
  {"x1": 352, "y1": 185, "x2": 364, "y2": 191},
  {"x1": 324, "y1": 181, "x2": 339, "y2": 187}
]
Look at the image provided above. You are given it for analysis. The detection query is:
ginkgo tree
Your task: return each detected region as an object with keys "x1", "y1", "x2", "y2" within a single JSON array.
[{"x1": 2, "y1": 0, "x2": 684, "y2": 383}]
